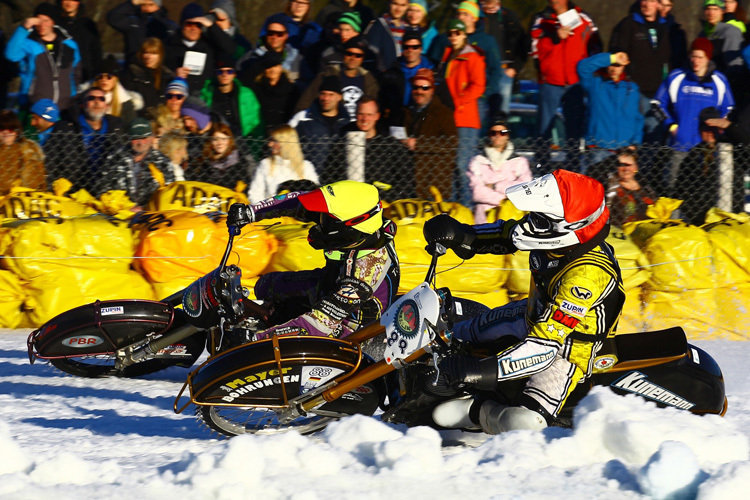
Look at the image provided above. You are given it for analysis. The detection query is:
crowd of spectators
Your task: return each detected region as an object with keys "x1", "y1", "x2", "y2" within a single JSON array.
[{"x1": 0, "y1": 0, "x2": 748, "y2": 224}]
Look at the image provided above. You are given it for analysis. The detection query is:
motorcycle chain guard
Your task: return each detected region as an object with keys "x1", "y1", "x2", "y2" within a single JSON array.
[{"x1": 28, "y1": 299, "x2": 176, "y2": 361}]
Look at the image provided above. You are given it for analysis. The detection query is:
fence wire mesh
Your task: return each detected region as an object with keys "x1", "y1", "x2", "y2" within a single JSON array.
[{"x1": 3, "y1": 131, "x2": 749, "y2": 224}]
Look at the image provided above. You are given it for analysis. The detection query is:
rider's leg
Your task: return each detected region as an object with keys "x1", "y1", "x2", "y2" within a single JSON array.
[
  {"x1": 451, "y1": 299, "x2": 528, "y2": 345},
  {"x1": 431, "y1": 395, "x2": 481, "y2": 430}
]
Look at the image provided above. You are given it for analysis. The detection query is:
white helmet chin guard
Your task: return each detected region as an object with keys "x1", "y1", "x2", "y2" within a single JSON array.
[{"x1": 506, "y1": 170, "x2": 608, "y2": 251}]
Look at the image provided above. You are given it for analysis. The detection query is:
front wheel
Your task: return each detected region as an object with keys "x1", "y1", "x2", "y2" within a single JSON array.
[{"x1": 196, "y1": 405, "x2": 337, "y2": 436}]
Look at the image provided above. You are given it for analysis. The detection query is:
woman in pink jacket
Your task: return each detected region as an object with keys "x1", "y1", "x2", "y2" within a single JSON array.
[{"x1": 467, "y1": 115, "x2": 532, "y2": 223}]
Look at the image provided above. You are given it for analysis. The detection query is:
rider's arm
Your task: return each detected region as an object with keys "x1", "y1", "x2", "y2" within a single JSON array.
[
  {"x1": 423, "y1": 214, "x2": 520, "y2": 258},
  {"x1": 227, "y1": 192, "x2": 317, "y2": 228}
]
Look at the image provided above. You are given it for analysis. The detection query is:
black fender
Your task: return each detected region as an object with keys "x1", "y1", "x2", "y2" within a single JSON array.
[
  {"x1": 28, "y1": 300, "x2": 206, "y2": 366},
  {"x1": 184, "y1": 336, "x2": 382, "y2": 416}
]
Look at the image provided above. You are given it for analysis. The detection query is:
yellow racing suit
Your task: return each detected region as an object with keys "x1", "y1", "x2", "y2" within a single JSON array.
[{"x1": 451, "y1": 219, "x2": 625, "y2": 418}]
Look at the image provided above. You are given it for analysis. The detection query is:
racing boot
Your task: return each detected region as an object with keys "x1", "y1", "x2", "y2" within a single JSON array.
[
  {"x1": 431, "y1": 396, "x2": 481, "y2": 430},
  {"x1": 478, "y1": 401, "x2": 547, "y2": 434}
]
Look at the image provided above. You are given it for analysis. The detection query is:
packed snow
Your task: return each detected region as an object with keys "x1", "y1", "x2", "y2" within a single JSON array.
[{"x1": 1, "y1": 331, "x2": 749, "y2": 500}]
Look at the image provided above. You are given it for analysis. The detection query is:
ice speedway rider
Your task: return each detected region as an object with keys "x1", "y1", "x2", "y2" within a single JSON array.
[
  {"x1": 220, "y1": 180, "x2": 399, "y2": 343},
  {"x1": 423, "y1": 169, "x2": 625, "y2": 433}
]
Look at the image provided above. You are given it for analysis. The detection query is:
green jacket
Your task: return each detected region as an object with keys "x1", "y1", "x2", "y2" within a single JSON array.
[{"x1": 200, "y1": 78, "x2": 264, "y2": 138}]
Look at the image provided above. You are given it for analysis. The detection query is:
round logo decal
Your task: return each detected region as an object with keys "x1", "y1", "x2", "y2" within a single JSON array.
[
  {"x1": 395, "y1": 299, "x2": 420, "y2": 338},
  {"x1": 593, "y1": 355, "x2": 617, "y2": 372}
]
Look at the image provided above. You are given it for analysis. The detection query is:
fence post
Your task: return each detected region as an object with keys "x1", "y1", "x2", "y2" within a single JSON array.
[{"x1": 717, "y1": 143, "x2": 733, "y2": 212}]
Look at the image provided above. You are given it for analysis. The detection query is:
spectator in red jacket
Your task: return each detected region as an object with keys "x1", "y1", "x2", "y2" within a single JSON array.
[
  {"x1": 530, "y1": 0, "x2": 601, "y2": 142},
  {"x1": 437, "y1": 18, "x2": 486, "y2": 207}
]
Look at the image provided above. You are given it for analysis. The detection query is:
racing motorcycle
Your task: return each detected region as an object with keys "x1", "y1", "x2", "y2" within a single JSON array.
[{"x1": 28, "y1": 222, "x2": 728, "y2": 437}]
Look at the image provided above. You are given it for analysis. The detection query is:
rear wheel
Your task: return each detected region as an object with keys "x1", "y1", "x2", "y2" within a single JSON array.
[{"x1": 196, "y1": 405, "x2": 337, "y2": 437}]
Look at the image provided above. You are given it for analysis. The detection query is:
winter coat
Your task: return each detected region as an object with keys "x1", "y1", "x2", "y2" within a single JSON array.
[
  {"x1": 377, "y1": 55, "x2": 434, "y2": 130},
  {"x1": 364, "y1": 14, "x2": 405, "y2": 70},
  {"x1": 120, "y1": 62, "x2": 175, "y2": 111},
  {"x1": 577, "y1": 52, "x2": 643, "y2": 148},
  {"x1": 5, "y1": 25, "x2": 81, "y2": 110},
  {"x1": 699, "y1": 21, "x2": 745, "y2": 77},
  {"x1": 200, "y1": 78, "x2": 263, "y2": 138},
  {"x1": 530, "y1": 3, "x2": 601, "y2": 86},
  {"x1": 237, "y1": 44, "x2": 304, "y2": 85},
  {"x1": 289, "y1": 100, "x2": 351, "y2": 172},
  {"x1": 479, "y1": 6, "x2": 528, "y2": 74},
  {"x1": 655, "y1": 63, "x2": 735, "y2": 151},
  {"x1": 609, "y1": 12, "x2": 672, "y2": 98},
  {"x1": 0, "y1": 139, "x2": 47, "y2": 195},
  {"x1": 605, "y1": 175, "x2": 657, "y2": 227},
  {"x1": 467, "y1": 145, "x2": 531, "y2": 223},
  {"x1": 403, "y1": 95, "x2": 458, "y2": 200},
  {"x1": 248, "y1": 156, "x2": 319, "y2": 202},
  {"x1": 439, "y1": 44, "x2": 486, "y2": 129},
  {"x1": 163, "y1": 26, "x2": 238, "y2": 96},
  {"x1": 249, "y1": 73, "x2": 300, "y2": 130},
  {"x1": 55, "y1": 10, "x2": 102, "y2": 82},
  {"x1": 428, "y1": 27, "x2": 502, "y2": 98},
  {"x1": 96, "y1": 147, "x2": 175, "y2": 206},
  {"x1": 106, "y1": 1, "x2": 177, "y2": 65}
]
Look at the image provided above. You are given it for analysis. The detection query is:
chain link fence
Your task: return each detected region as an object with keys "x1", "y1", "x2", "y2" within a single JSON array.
[{"x1": 4, "y1": 131, "x2": 749, "y2": 223}]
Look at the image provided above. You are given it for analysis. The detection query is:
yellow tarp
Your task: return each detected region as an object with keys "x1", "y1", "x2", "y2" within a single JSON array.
[{"x1": 147, "y1": 181, "x2": 249, "y2": 213}]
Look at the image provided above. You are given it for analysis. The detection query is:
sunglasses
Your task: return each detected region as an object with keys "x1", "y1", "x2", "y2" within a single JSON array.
[
  {"x1": 166, "y1": 93, "x2": 185, "y2": 100},
  {"x1": 489, "y1": 129, "x2": 509, "y2": 136},
  {"x1": 267, "y1": 30, "x2": 288, "y2": 37},
  {"x1": 618, "y1": 162, "x2": 636, "y2": 167},
  {"x1": 86, "y1": 95, "x2": 106, "y2": 102},
  {"x1": 96, "y1": 73, "x2": 115, "y2": 80},
  {"x1": 413, "y1": 84, "x2": 432, "y2": 91},
  {"x1": 344, "y1": 51, "x2": 365, "y2": 58},
  {"x1": 215, "y1": 68, "x2": 235, "y2": 75},
  {"x1": 184, "y1": 21, "x2": 202, "y2": 28},
  {"x1": 403, "y1": 44, "x2": 422, "y2": 50}
]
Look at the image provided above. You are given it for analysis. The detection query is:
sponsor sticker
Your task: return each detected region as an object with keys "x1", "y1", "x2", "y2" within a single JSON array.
[
  {"x1": 100, "y1": 306, "x2": 124, "y2": 316},
  {"x1": 571, "y1": 286, "x2": 592, "y2": 300},
  {"x1": 560, "y1": 300, "x2": 587, "y2": 317},
  {"x1": 612, "y1": 371, "x2": 695, "y2": 410},
  {"x1": 394, "y1": 299, "x2": 420, "y2": 339},
  {"x1": 63, "y1": 336, "x2": 104, "y2": 348},
  {"x1": 593, "y1": 355, "x2": 617, "y2": 372},
  {"x1": 552, "y1": 309, "x2": 580, "y2": 329}
]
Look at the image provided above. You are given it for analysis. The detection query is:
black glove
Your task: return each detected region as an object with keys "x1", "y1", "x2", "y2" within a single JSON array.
[
  {"x1": 423, "y1": 214, "x2": 477, "y2": 259},
  {"x1": 227, "y1": 203, "x2": 255, "y2": 231},
  {"x1": 437, "y1": 355, "x2": 498, "y2": 392}
]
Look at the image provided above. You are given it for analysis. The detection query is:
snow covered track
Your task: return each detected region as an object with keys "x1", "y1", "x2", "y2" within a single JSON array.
[{"x1": 2, "y1": 330, "x2": 750, "y2": 500}]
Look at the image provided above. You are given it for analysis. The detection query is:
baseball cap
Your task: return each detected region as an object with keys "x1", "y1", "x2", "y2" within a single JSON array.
[
  {"x1": 30, "y1": 99, "x2": 60, "y2": 122},
  {"x1": 447, "y1": 19, "x2": 467, "y2": 33},
  {"x1": 129, "y1": 117, "x2": 153, "y2": 138}
]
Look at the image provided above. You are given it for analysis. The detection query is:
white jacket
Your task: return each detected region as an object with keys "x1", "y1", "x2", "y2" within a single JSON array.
[{"x1": 248, "y1": 156, "x2": 319, "y2": 203}]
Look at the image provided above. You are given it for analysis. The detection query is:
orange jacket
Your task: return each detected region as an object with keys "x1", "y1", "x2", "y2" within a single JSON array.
[{"x1": 441, "y1": 44, "x2": 486, "y2": 129}]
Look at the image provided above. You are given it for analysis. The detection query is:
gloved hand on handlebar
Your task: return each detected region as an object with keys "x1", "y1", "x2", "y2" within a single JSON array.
[
  {"x1": 227, "y1": 203, "x2": 255, "y2": 230},
  {"x1": 423, "y1": 214, "x2": 477, "y2": 260},
  {"x1": 436, "y1": 354, "x2": 498, "y2": 391}
]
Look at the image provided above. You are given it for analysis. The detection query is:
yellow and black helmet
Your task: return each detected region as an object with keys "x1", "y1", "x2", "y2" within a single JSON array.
[{"x1": 298, "y1": 181, "x2": 383, "y2": 250}]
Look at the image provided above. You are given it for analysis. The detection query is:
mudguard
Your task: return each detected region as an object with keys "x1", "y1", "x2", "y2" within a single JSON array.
[
  {"x1": 28, "y1": 299, "x2": 175, "y2": 360},
  {"x1": 560, "y1": 328, "x2": 726, "y2": 419},
  {"x1": 184, "y1": 336, "x2": 381, "y2": 416}
]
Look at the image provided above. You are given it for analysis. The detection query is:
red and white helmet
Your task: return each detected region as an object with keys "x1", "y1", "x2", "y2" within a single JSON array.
[{"x1": 506, "y1": 169, "x2": 609, "y2": 250}]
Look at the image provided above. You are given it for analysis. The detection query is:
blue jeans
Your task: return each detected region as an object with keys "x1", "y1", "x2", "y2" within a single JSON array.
[
  {"x1": 498, "y1": 70, "x2": 514, "y2": 115},
  {"x1": 455, "y1": 126, "x2": 481, "y2": 208},
  {"x1": 538, "y1": 83, "x2": 585, "y2": 141}
]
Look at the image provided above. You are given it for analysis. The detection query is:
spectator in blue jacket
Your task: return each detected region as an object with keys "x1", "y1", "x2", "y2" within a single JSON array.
[
  {"x1": 259, "y1": 0, "x2": 322, "y2": 51},
  {"x1": 5, "y1": 3, "x2": 81, "y2": 115},
  {"x1": 364, "y1": 0, "x2": 409, "y2": 70},
  {"x1": 655, "y1": 37, "x2": 734, "y2": 189},
  {"x1": 577, "y1": 51, "x2": 643, "y2": 167}
]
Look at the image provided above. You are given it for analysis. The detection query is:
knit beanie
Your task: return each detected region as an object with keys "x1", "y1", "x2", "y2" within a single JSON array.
[
  {"x1": 181, "y1": 2, "x2": 205, "y2": 24},
  {"x1": 409, "y1": 0, "x2": 428, "y2": 15},
  {"x1": 691, "y1": 37, "x2": 714, "y2": 60},
  {"x1": 34, "y1": 3, "x2": 61, "y2": 23},
  {"x1": 166, "y1": 77, "x2": 189, "y2": 96},
  {"x1": 457, "y1": 1, "x2": 480, "y2": 20},
  {"x1": 338, "y1": 11, "x2": 362, "y2": 33},
  {"x1": 320, "y1": 75, "x2": 343, "y2": 94},
  {"x1": 181, "y1": 98, "x2": 211, "y2": 130}
]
